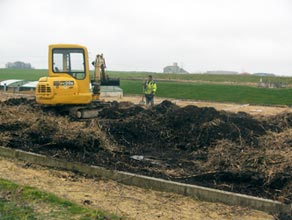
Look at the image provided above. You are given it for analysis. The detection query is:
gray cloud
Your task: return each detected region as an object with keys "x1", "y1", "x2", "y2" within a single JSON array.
[{"x1": 1, "y1": 0, "x2": 292, "y2": 75}]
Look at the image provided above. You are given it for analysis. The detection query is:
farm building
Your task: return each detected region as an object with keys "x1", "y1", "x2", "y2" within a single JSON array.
[
  {"x1": 253, "y1": 72, "x2": 276, "y2": 77},
  {"x1": 163, "y1": 63, "x2": 188, "y2": 74},
  {"x1": 19, "y1": 81, "x2": 38, "y2": 92},
  {"x1": 0, "y1": 79, "x2": 28, "y2": 92}
]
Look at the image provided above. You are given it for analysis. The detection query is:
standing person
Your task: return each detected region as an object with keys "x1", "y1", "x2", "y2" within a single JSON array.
[{"x1": 144, "y1": 75, "x2": 157, "y2": 107}]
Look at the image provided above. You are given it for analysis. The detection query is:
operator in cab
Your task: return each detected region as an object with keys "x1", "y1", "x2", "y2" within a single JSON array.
[{"x1": 144, "y1": 75, "x2": 157, "y2": 107}]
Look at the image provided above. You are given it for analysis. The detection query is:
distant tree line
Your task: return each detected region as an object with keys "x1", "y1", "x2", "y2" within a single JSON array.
[{"x1": 5, "y1": 61, "x2": 34, "y2": 69}]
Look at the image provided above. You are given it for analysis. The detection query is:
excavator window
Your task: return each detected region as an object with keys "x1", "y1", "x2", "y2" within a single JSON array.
[{"x1": 52, "y1": 48, "x2": 86, "y2": 80}]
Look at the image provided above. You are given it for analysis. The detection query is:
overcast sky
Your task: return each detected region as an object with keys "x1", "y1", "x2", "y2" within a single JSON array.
[{"x1": 1, "y1": 0, "x2": 292, "y2": 75}]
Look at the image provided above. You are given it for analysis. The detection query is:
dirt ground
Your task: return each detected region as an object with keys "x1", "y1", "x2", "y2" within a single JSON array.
[
  {"x1": 107, "y1": 95, "x2": 292, "y2": 116},
  {"x1": 1, "y1": 92, "x2": 292, "y2": 219},
  {"x1": 0, "y1": 157, "x2": 274, "y2": 220},
  {"x1": 1, "y1": 92, "x2": 291, "y2": 116}
]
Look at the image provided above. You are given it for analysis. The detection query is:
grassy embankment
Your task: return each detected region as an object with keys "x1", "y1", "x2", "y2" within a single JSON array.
[
  {"x1": 0, "y1": 178, "x2": 120, "y2": 220},
  {"x1": 1, "y1": 68, "x2": 292, "y2": 105},
  {"x1": 2, "y1": 68, "x2": 292, "y2": 84},
  {"x1": 122, "y1": 80, "x2": 292, "y2": 106}
]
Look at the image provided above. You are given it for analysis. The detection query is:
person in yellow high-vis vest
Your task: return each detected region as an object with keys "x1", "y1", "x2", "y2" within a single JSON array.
[{"x1": 144, "y1": 75, "x2": 157, "y2": 107}]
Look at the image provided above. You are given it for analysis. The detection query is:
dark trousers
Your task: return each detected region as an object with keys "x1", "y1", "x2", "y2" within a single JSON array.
[{"x1": 145, "y1": 94, "x2": 154, "y2": 106}]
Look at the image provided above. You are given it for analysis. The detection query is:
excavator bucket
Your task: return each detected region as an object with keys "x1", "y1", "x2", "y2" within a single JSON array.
[{"x1": 101, "y1": 78, "x2": 120, "y2": 86}]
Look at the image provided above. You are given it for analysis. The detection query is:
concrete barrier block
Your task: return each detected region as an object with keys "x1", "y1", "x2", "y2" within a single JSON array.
[{"x1": 0, "y1": 146, "x2": 290, "y2": 215}]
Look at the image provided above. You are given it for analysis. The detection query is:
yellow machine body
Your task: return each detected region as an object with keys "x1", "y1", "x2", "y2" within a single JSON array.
[{"x1": 36, "y1": 44, "x2": 96, "y2": 105}]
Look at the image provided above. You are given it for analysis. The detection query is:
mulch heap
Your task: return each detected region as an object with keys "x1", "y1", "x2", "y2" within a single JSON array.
[{"x1": 1, "y1": 98, "x2": 292, "y2": 204}]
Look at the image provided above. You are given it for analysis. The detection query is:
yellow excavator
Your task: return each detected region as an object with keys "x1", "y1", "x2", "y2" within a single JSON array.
[{"x1": 35, "y1": 44, "x2": 119, "y2": 118}]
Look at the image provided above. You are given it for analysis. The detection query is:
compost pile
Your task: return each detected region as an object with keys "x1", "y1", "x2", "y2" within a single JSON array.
[{"x1": 1, "y1": 97, "x2": 292, "y2": 204}]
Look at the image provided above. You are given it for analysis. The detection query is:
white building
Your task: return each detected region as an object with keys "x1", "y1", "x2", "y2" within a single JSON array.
[{"x1": 163, "y1": 63, "x2": 188, "y2": 74}]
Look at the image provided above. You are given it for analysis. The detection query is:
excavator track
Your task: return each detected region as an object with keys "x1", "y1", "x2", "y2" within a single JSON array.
[
  {"x1": 40, "y1": 101, "x2": 111, "y2": 119},
  {"x1": 69, "y1": 101, "x2": 111, "y2": 119}
]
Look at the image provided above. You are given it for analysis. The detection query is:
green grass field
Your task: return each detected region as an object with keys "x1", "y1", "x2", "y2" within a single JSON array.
[
  {"x1": 122, "y1": 80, "x2": 292, "y2": 106},
  {"x1": 109, "y1": 70, "x2": 292, "y2": 84},
  {"x1": 1, "y1": 68, "x2": 292, "y2": 84},
  {"x1": 1, "y1": 68, "x2": 292, "y2": 106},
  {"x1": 0, "y1": 178, "x2": 120, "y2": 220},
  {"x1": 0, "y1": 68, "x2": 47, "y2": 81}
]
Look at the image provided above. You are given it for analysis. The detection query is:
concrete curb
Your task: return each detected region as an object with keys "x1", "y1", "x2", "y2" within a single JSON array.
[{"x1": 0, "y1": 146, "x2": 290, "y2": 215}]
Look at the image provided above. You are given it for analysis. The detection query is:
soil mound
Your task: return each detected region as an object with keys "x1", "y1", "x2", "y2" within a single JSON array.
[
  {"x1": 101, "y1": 102, "x2": 266, "y2": 153},
  {"x1": 98, "y1": 101, "x2": 145, "y2": 119},
  {"x1": 1, "y1": 97, "x2": 292, "y2": 204},
  {"x1": 2, "y1": 97, "x2": 36, "y2": 106},
  {"x1": 0, "y1": 100, "x2": 120, "y2": 167}
]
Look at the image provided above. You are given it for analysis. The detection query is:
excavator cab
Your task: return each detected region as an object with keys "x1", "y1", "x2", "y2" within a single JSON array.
[
  {"x1": 36, "y1": 44, "x2": 93, "y2": 105},
  {"x1": 36, "y1": 44, "x2": 121, "y2": 118}
]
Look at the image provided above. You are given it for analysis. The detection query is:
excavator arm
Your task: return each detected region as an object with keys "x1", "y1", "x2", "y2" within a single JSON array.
[{"x1": 91, "y1": 54, "x2": 120, "y2": 101}]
